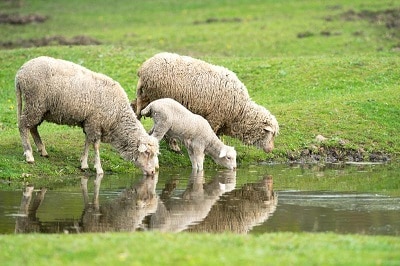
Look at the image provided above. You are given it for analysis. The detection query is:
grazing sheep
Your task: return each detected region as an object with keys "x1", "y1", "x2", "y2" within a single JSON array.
[
  {"x1": 16, "y1": 56, "x2": 159, "y2": 177},
  {"x1": 141, "y1": 98, "x2": 236, "y2": 171},
  {"x1": 134, "y1": 52, "x2": 279, "y2": 153}
]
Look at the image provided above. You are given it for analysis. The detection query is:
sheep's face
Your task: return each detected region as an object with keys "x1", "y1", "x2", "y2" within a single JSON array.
[
  {"x1": 261, "y1": 126, "x2": 276, "y2": 153},
  {"x1": 257, "y1": 114, "x2": 279, "y2": 153},
  {"x1": 215, "y1": 145, "x2": 237, "y2": 170},
  {"x1": 135, "y1": 137, "x2": 160, "y2": 175}
]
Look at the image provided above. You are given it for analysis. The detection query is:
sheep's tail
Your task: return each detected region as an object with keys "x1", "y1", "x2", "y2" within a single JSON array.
[{"x1": 15, "y1": 77, "x2": 23, "y2": 128}]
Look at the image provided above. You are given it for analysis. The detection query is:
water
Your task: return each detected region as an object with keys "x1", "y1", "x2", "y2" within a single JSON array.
[{"x1": 1, "y1": 163, "x2": 399, "y2": 235}]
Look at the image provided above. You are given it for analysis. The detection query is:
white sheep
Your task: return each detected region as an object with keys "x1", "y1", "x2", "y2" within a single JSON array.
[
  {"x1": 134, "y1": 52, "x2": 279, "y2": 153},
  {"x1": 16, "y1": 56, "x2": 159, "y2": 176},
  {"x1": 141, "y1": 98, "x2": 237, "y2": 171}
]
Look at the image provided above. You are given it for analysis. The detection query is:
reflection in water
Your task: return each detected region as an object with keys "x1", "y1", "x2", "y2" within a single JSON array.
[
  {"x1": 146, "y1": 170, "x2": 238, "y2": 232},
  {"x1": 188, "y1": 175, "x2": 276, "y2": 234},
  {"x1": 13, "y1": 170, "x2": 277, "y2": 234}
]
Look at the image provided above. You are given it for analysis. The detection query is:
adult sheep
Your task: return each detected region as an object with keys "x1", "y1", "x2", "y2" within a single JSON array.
[
  {"x1": 133, "y1": 52, "x2": 279, "y2": 153},
  {"x1": 16, "y1": 56, "x2": 159, "y2": 177},
  {"x1": 141, "y1": 98, "x2": 237, "y2": 171}
]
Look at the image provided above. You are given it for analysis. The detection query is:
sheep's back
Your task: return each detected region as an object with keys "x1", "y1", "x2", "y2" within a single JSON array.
[
  {"x1": 138, "y1": 53, "x2": 251, "y2": 122},
  {"x1": 17, "y1": 56, "x2": 129, "y2": 127}
]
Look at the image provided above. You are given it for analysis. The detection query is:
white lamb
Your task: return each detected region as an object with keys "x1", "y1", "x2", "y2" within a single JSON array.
[
  {"x1": 16, "y1": 56, "x2": 159, "y2": 177},
  {"x1": 141, "y1": 98, "x2": 237, "y2": 171}
]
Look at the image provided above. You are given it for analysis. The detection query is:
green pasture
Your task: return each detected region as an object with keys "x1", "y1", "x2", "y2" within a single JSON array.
[
  {"x1": 1, "y1": 0, "x2": 399, "y2": 180},
  {"x1": 1, "y1": 0, "x2": 400, "y2": 264}
]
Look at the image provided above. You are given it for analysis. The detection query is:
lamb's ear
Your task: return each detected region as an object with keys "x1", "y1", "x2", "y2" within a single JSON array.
[
  {"x1": 219, "y1": 148, "x2": 227, "y2": 158},
  {"x1": 138, "y1": 143, "x2": 148, "y2": 153},
  {"x1": 264, "y1": 126, "x2": 273, "y2": 132}
]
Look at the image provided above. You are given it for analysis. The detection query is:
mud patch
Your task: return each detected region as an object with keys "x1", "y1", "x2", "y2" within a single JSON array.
[
  {"x1": 194, "y1": 17, "x2": 243, "y2": 25},
  {"x1": 0, "y1": 35, "x2": 102, "y2": 49},
  {"x1": 0, "y1": 13, "x2": 48, "y2": 25},
  {"x1": 286, "y1": 136, "x2": 391, "y2": 164},
  {"x1": 340, "y1": 8, "x2": 400, "y2": 30}
]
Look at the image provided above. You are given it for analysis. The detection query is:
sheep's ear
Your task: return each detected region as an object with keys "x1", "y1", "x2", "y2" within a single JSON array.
[
  {"x1": 138, "y1": 143, "x2": 148, "y2": 153},
  {"x1": 219, "y1": 148, "x2": 227, "y2": 158},
  {"x1": 264, "y1": 126, "x2": 273, "y2": 132}
]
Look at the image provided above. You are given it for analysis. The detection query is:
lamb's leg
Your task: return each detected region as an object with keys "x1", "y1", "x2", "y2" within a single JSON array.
[
  {"x1": 80, "y1": 137, "x2": 90, "y2": 171},
  {"x1": 93, "y1": 139, "x2": 103, "y2": 175},
  {"x1": 30, "y1": 126, "x2": 48, "y2": 157},
  {"x1": 186, "y1": 143, "x2": 205, "y2": 171}
]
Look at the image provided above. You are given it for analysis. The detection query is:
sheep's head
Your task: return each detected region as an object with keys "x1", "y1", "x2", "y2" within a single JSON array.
[
  {"x1": 134, "y1": 136, "x2": 160, "y2": 175},
  {"x1": 238, "y1": 105, "x2": 279, "y2": 153},
  {"x1": 214, "y1": 145, "x2": 237, "y2": 170}
]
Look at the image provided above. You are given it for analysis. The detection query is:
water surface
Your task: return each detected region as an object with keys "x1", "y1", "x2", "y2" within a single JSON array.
[{"x1": 1, "y1": 163, "x2": 399, "y2": 235}]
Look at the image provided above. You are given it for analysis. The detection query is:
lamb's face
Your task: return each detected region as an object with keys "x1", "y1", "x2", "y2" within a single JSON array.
[
  {"x1": 135, "y1": 137, "x2": 160, "y2": 175},
  {"x1": 216, "y1": 145, "x2": 237, "y2": 170}
]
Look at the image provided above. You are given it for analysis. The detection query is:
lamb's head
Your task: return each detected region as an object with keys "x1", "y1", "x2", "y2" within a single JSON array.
[
  {"x1": 237, "y1": 104, "x2": 279, "y2": 153},
  {"x1": 134, "y1": 136, "x2": 160, "y2": 176},
  {"x1": 214, "y1": 145, "x2": 237, "y2": 170}
]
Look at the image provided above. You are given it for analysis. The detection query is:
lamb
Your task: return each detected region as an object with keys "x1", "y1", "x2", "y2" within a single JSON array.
[
  {"x1": 16, "y1": 56, "x2": 159, "y2": 177},
  {"x1": 140, "y1": 98, "x2": 237, "y2": 171},
  {"x1": 133, "y1": 52, "x2": 279, "y2": 153}
]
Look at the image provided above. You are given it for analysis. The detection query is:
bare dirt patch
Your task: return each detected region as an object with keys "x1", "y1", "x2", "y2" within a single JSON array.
[
  {"x1": 193, "y1": 17, "x2": 243, "y2": 25},
  {"x1": 286, "y1": 136, "x2": 391, "y2": 164},
  {"x1": 340, "y1": 8, "x2": 400, "y2": 30},
  {"x1": 0, "y1": 13, "x2": 48, "y2": 25},
  {"x1": 0, "y1": 35, "x2": 102, "y2": 49}
]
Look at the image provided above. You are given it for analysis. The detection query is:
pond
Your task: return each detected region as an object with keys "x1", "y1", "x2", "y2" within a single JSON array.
[{"x1": 1, "y1": 163, "x2": 399, "y2": 235}]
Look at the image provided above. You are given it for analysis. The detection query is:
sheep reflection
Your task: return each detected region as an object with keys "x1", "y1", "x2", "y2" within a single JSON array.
[
  {"x1": 15, "y1": 172, "x2": 277, "y2": 234},
  {"x1": 146, "y1": 169, "x2": 237, "y2": 232}
]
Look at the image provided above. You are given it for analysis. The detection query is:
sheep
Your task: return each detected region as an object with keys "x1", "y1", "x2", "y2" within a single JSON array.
[
  {"x1": 140, "y1": 98, "x2": 236, "y2": 171},
  {"x1": 15, "y1": 56, "x2": 159, "y2": 177},
  {"x1": 133, "y1": 52, "x2": 279, "y2": 153}
]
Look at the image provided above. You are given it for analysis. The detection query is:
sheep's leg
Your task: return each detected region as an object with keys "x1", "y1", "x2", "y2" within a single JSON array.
[
  {"x1": 80, "y1": 137, "x2": 90, "y2": 171},
  {"x1": 18, "y1": 114, "x2": 35, "y2": 163},
  {"x1": 19, "y1": 126, "x2": 34, "y2": 163},
  {"x1": 30, "y1": 126, "x2": 48, "y2": 157},
  {"x1": 93, "y1": 139, "x2": 103, "y2": 175}
]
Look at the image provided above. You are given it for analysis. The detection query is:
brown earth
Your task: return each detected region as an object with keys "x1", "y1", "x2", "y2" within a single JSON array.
[
  {"x1": 0, "y1": 35, "x2": 101, "y2": 49},
  {"x1": 0, "y1": 12, "x2": 47, "y2": 25}
]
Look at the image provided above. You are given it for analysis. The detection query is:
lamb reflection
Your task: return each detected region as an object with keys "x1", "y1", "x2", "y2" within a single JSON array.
[
  {"x1": 146, "y1": 169, "x2": 237, "y2": 232},
  {"x1": 14, "y1": 171, "x2": 277, "y2": 234}
]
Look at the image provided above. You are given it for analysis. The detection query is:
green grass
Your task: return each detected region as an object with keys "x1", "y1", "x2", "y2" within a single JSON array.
[
  {"x1": 1, "y1": 0, "x2": 400, "y2": 262},
  {"x1": 1, "y1": 232, "x2": 399, "y2": 266}
]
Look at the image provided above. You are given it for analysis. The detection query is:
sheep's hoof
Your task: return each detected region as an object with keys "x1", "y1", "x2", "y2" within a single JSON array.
[
  {"x1": 40, "y1": 154, "x2": 49, "y2": 158},
  {"x1": 80, "y1": 167, "x2": 89, "y2": 172},
  {"x1": 27, "y1": 160, "x2": 35, "y2": 164}
]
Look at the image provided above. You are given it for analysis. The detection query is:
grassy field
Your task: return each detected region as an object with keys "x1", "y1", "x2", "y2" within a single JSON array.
[
  {"x1": 1, "y1": 0, "x2": 399, "y2": 180},
  {"x1": 1, "y1": 0, "x2": 400, "y2": 264},
  {"x1": 1, "y1": 232, "x2": 400, "y2": 266}
]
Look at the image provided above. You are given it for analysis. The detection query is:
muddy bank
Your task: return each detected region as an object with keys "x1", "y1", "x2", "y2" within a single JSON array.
[
  {"x1": 0, "y1": 35, "x2": 101, "y2": 49},
  {"x1": 285, "y1": 135, "x2": 391, "y2": 164}
]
